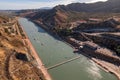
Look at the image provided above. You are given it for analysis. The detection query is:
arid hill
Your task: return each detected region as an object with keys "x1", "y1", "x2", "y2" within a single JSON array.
[
  {"x1": 21, "y1": 0, "x2": 120, "y2": 30},
  {"x1": 0, "y1": 16, "x2": 45, "y2": 80}
]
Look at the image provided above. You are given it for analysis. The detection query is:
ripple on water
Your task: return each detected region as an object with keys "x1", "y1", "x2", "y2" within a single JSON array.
[{"x1": 86, "y1": 61, "x2": 102, "y2": 80}]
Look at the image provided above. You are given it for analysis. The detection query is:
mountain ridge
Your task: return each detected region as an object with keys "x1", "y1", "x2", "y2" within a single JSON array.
[{"x1": 24, "y1": 0, "x2": 120, "y2": 29}]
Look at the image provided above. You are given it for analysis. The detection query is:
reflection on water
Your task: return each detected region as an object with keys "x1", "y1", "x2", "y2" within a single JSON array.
[{"x1": 86, "y1": 61, "x2": 102, "y2": 80}]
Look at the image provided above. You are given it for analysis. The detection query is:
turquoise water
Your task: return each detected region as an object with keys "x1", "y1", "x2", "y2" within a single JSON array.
[{"x1": 18, "y1": 18, "x2": 117, "y2": 80}]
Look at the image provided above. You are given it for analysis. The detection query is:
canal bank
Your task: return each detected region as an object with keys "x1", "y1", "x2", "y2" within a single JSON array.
[
  {"x1": 18, "y1": 18, "x2": 118, "y2": 80},
  {"x1": 18, "y1": 18, "x2": 52, "y2": 80}
]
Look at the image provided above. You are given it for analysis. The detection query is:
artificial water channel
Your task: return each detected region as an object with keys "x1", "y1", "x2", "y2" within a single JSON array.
[{"x1": 18, "y1": 18, "x2": 117, "y2": 80}]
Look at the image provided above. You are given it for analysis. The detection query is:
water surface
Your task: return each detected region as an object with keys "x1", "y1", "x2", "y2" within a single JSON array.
[{"x1": 19, "y1": 18, "x2": 117, "y2": 80}]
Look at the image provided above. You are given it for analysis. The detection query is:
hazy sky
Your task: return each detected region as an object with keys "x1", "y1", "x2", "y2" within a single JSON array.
[{"x1": 0, "y1": 0, "x2": 107, "y2": 10}]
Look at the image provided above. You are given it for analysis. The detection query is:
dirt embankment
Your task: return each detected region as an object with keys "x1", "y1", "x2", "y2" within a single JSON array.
[
  {"x1": 0, "y1": 17, "x2": 46, "y2": 80},
  {"x1": 19, "y1": 20, "x2": 52, "y2": 80}
]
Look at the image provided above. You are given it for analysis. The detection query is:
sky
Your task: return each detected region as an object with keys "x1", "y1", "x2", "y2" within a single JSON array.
[{"x1": 0, "y1": 0, "x2": 107, "y2": 10}]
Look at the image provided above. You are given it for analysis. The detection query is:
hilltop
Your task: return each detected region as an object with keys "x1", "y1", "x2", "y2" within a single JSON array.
[{"x1": 21, "y1": 0, "x2": 120, "y2": 30}]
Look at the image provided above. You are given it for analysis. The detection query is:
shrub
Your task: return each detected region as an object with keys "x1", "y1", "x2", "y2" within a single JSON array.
[{"x1": 116, "y1": 46, "x2": 120, "y2": 56}]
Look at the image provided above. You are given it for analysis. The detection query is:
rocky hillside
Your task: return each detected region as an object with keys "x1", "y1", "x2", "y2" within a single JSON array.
[
  {"x1": 24, "y1": 0, "x2": 120, "y2": 30},
  {"x1": 73, "y1": 18, "x2": 120, "y2": 31},
  {"x1": 55, "y1": 0, "x2": 120, "y2": 12}
]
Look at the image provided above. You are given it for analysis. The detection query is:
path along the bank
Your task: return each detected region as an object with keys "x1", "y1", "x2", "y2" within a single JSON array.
[{"x1": 20, "y1": 24, "x2": 52, "y2": 80}]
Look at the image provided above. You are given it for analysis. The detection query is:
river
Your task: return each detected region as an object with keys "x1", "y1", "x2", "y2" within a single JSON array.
[{"x1": 18, "y1": 18, "x2": 117, "y2": 80}]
